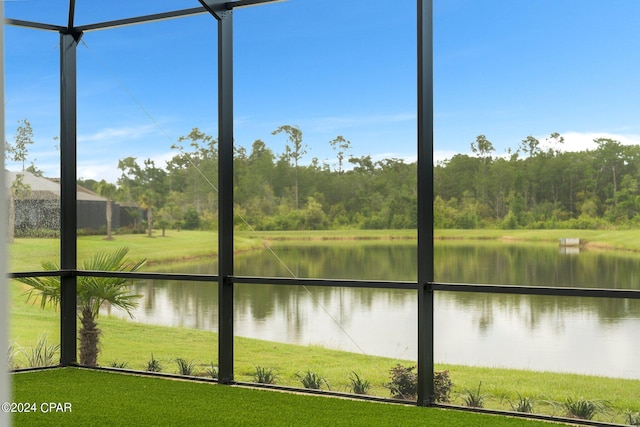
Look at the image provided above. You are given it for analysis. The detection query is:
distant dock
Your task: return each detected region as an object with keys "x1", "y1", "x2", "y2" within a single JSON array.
[{"x1": 559, "y1": 238, "x2": 580, "y2": 247}]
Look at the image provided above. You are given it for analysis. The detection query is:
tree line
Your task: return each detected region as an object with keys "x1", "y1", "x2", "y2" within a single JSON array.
[
  {"x1": 435, "y1": 133, "x2": 640, "y2": 229},
  {"x1": 98, "y1": 126, "x2": 417, "y2": 233},
  {"x1": 8, "y1": 118, "x2": 640, "y2": 232}
]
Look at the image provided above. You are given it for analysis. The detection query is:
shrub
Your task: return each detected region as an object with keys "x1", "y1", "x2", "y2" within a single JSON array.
[
  {"x1": 348, "y1": 371, "x2": 371, "y2": 395},
  {"x1": 146, "y1": 353, "x2": 162, "y2": 372},
  {"x1": 15, "y1": 228, "x2": 60, "y2": 238},
  {"x1": 433, "y1": 370, "x2": 453, "y2": 403},
  {"x1": 183, "y1": 207, "x2": 200, "y2": 230},
  {"x1": 296, "y1": 370, "x2": 329, "y2": 390},
  {"x1": 385, "y1": 365, "x2": 453, "y2": 402},
  {"x1": 385, "y1": 364, "x2": 417, "y2": 400},
  {"x1": 253, "y1": 366, "x2": 277, "y2": 384}
]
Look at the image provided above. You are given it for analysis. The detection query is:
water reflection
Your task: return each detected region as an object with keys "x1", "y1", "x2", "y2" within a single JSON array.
[{"x1": 105, "y1": 242, "x2": 640, "y2": 379}]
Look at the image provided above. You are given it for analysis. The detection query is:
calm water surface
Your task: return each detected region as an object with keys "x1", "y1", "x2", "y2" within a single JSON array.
[{"x1": 107, "y1": 242, "x2": 640, "y2": 379}]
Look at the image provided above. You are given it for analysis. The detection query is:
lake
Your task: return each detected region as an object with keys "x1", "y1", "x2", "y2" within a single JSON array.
[{"x1": 106, "y1": 241, "x2": 640, "y2": 379}]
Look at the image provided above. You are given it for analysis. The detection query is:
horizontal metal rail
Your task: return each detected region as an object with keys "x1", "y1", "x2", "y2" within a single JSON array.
[
  {"x1": 4, "y1": 8, "x2": 208, "y2": 33},
  {"x1": 432, "y1": 282, "x2": 640, "y2": 299},
  {"x1": 4, "y1": 1, "x2": 287, "y2": 34},
  {"x1": 4, "y1": 18, "x2": 66, "y2": 32},
  {"x1": 227, "y1": 0, "x2": 287, "y2": 9},
  {"x1": 74, "y1": 7, "x2": 207, "y2": 32},
  {"x1": 232, "y1": 275, "x2": 417, "y2": 289},
  {"x1": 8, "y1": 270, "x2": 217, "y2": 282},
  {"x1": 9, "y1": 270, "x2": 640, "y2": 299}
]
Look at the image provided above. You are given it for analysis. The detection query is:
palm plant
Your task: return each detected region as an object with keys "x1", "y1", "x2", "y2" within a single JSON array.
[
  {"x1": 17, "y1": 247, "x2": 145, "y2": 366},
  {"x1": 95, "y1": 180, "x2": 117, "y2": 240}
]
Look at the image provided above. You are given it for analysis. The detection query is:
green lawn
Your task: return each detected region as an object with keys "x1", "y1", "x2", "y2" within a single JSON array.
[
  {"x1": 10, "y1": 368, "x2": 561, "y2": 427},
  {"x1": 10, "y1": 305, "x2": 640, "y2": 424},
  {"x1": 11, "y1": 228, "x2": 640, "y2": 272}
]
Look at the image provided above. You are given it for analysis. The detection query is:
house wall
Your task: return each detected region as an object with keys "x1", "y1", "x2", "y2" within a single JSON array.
[{"x1": 13, "y1": 200, "x2": 133, "y2": 233}]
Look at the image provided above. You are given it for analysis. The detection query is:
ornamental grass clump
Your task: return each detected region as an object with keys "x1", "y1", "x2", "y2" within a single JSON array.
[
  {"x1": 296, "y1": 370, "x2": 329, "y2": 390},
  {"x1": 460, "y1": 381, "x2": 486, "y2": 408},
  {"x1": 563, "y1": 397, "x2": 611, "y2": 420},
  {"x1": 175, "y1": 358, "x2": 197, "y2": 376},
  {"x1": 206, "y1": 363, "x2": 218, "y2": 379},
  {"x1": 22, "y1": 335, "x2": 59, "y2": 368},
  {"x1": 7, "y1": 341, "x2": 18, "y2": 369},
  {"x1": 108, "y1": 360, "x2": 129, "y2": 369},
  {"x1": 625, "y1": 410, "x2": 640, "y2": 426},
  {"x1": 146, "y1": 353, "x2": 162, "y2": 372},
  {"x1": 508, "y1": 392, "x2": 534, "y2": 413},
  {"x1": 253, "y1": 366, "x2": 277, "y2": 384},
  {"x1": 348, "y1": 371, "x2": 371, "y2": 395}
]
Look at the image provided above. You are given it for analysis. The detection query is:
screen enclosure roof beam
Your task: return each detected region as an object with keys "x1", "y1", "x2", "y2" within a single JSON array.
[{"x1": 4, "y1": 0, "x2": 286, "y2": 33}]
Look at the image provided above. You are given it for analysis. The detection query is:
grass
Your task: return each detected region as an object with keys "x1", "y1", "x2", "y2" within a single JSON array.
[
  {"x1": 8, "y1": 308, "x2": 640, "y2": 423},
  {"x1": 434, "y1": 228, "x2": 640, "y2": 252},
  {"x1": 11, "y1": 228, "x2": 640, "y2": 273},
  {"x1": 8, "y1": 231, "x2": 263, "y2": 272},
  {"x1": 10, "y1": 367, "x2": 560, "y2": 426}
]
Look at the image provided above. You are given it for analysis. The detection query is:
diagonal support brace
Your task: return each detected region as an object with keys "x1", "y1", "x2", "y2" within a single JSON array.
[
  {"x1": 199, "y1": 0, "x2": 232, "y2": 20},
  {"x1": 199, "y1": 0, "x2": 284, "y2": 20}
]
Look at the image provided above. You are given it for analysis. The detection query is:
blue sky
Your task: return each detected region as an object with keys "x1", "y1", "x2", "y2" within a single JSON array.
[{"x1": 4, "y1": 0, "x2": 640, "y2": 182}]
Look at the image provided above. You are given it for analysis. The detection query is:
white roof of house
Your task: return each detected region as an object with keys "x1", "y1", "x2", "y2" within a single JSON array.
[{"x1": 5, "y1": 170, "x2": 107, "y2": 202}]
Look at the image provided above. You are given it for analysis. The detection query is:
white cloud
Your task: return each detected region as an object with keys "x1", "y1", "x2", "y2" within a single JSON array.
[
  {"x1": 77, "y1": 150, "x2": 176, "y2": 184},
  {"x1": 77, "y1": 162, "x2": 119, "y2": 183},
  {"x1": 78, "y1": 124, "x2": 160, "y2": 145},
  {"x1": 539, "y1": 131, "x2": 640, "y2": 153}
]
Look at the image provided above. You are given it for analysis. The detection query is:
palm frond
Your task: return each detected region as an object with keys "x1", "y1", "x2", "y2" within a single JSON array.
[
  {"x1": 17, "y1": 261, "x2": 62, "y2": 309},
  {"x1": 78, "y1": 247, "x2": 146, "y2": 317},
  {"x1": 17, "y1": 248, "x2": 146, "y2": 317}
]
